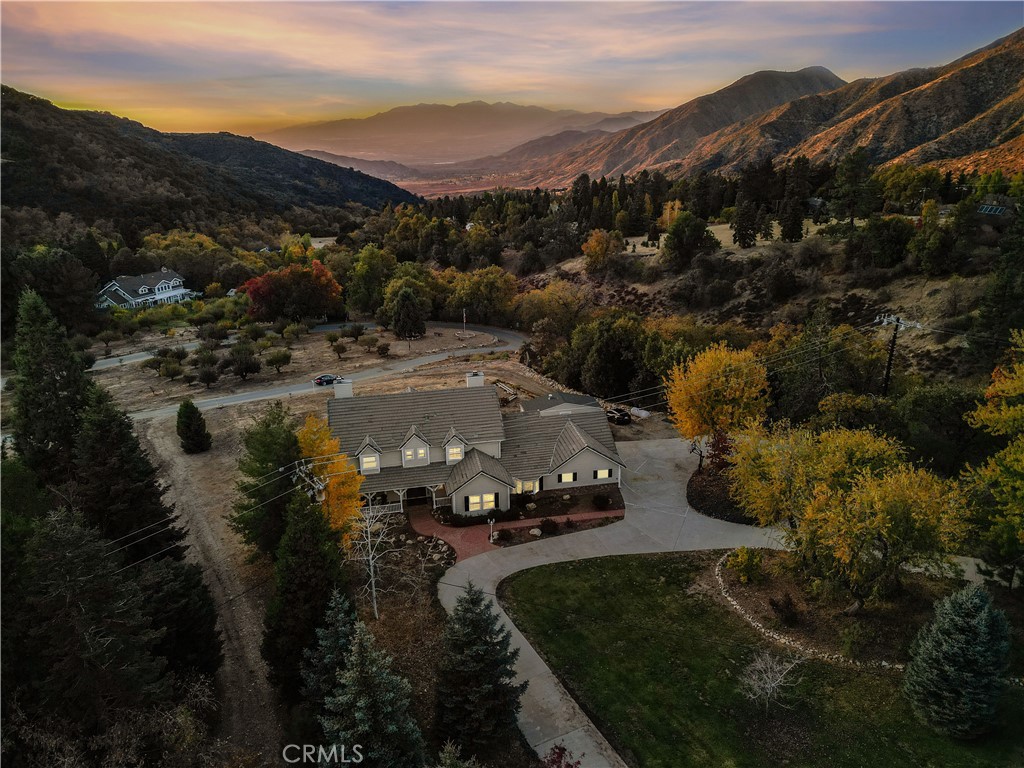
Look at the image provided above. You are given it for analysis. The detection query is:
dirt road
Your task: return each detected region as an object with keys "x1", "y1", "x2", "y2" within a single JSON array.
[{"x1": 139, "y1": 411, "x2": 283, "y2": 763}]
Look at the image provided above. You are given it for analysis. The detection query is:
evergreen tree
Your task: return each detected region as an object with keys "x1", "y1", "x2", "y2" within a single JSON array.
[
  {"x1": 321, "y1": 622, "x2": 425, "y2": 768},
  {"x1": 137, "y1": 558, "x2": 223, "y2": 678},
  {"x1": 731, "y1": 200, "x2": 758, "y2": 248},
  {"x1": 756, "y1": 205, "x2": 774, "y2": 241},
  {"x1": 833, "y1": 148, "x2": 879, "y2": 226},
  {"x1": 436, "y1": 583, "x2": 528, "y2": 751},
  {"x1": 176, "y1": 398, "x2": 212, "y2": 453},
  {"x1": 263, "y1": 494, "x2": 343, "y2": 700},
  {"x1": 904, "y1": 585, "x2": 1011, "y2": 739},
  {"x1": 302, "y1": 589, "x2": 357, "y2": 713},
  {"x1": 392, "y1": 286, "x2": 428, "y2": 343},
  {"x1": 11, "y1": 289, "x2": 92, "y2": 483},
  {"x1": 779, "y1": 197, "x2": 804, "y2": 243},
  {"x1": 229, "y1": 401, "x2": 301, "y2": 556},
  {"x1": 15, "y1": 509, "x2": 171, "y2": 731},
  {"x1": 74, "y1": 387, "x2": 186, "y2": 561},
  {"x1": 662, "y1": 211, "x2": 719, "y2": 271}
]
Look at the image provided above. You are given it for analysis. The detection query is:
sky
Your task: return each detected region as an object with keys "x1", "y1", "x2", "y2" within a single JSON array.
[{"x1": 2, "y1": 1, "x2": 1022, "y2": 134}]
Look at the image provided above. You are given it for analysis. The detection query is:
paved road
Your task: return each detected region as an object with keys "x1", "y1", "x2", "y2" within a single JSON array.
[
  {"x1": 438, "y1": 438, "x2": 780, "y2": 767},
  {"x1": 129, "y1": 324, "x2": 526, "y2": 420}
]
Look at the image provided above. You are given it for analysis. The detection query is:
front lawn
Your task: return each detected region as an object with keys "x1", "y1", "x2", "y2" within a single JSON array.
[{"x1": 499, "y1": 553, "x2": 1024, "y2": 768}]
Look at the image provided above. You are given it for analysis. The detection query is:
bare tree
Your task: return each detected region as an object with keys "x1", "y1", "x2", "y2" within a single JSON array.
[
  {"x1": 348, "y1": 502, "x2": 405, "y2": 620},
  {"x1": 739, "y1": 651, "x2": 803, "y2": 712}
]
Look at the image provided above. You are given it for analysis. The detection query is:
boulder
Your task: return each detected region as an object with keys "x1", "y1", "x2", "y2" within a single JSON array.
[
  {"x1": 529, "y1": 528, "x2": 542, "y2": 537},
  {"x1": 562, "y1": 495, "x2": 571, "y2": 501},
  {"x1": 525, "y1": 502, "x2": 537, "y2": 512}
]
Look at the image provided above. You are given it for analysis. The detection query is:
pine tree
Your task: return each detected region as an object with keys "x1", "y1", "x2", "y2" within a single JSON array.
[
  {"x1": 176, "y1": 398, "x2": 212, "y2": 453},
  {"x1": 16, "y1": 509, "x2": 171, "y2": 731},
  {"x1": 74, "y1": 388, "x2": 186, "y2": 561},
  {"x1": 229, "y1": 401, "x2": 301, "y2": 556},
  {"x1": 262, "y1": 495, "x2": 343, "y2": 700},
  {"x1": 321, "y1": 622, "x2": 425, "y2": 768},
  {"x1": 11, "y1": 289, "x2": 92, "y2": 483},
  {"x1": 436, "y1": 583, "x2": 528, "y2": 751},
  {"x1": 392, "y1": 286, "x2": 427, "y2": 345},
  {"x1": 903, "y1": 585, "x2": 1011, "y2": 739},
  {"x1": 302, "y1": 589, "x2": 357, "y2": 712},
  {"x1": 779, "y1": 197, "x2": 804, "y2": 243},
  {"x1": 731, "y1": 200, "x2": 758, "y2": 248},
  {"x1": 137, "y1": 558, "x2": 223, "y2": 678}
]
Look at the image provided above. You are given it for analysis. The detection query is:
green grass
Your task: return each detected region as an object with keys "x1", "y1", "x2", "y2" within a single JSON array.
[{"x1": 500, "y1": 553, "x2": 1024, "y2": 768}]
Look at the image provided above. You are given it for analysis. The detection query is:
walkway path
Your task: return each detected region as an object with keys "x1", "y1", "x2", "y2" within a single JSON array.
[{"x1": 437, "y1": 438, "x2": 779, "y2": 767}]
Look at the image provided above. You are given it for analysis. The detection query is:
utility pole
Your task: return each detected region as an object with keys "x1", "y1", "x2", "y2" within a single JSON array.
[{"x1": 877, "y1": 314, "x2": 923, "y2": 396}]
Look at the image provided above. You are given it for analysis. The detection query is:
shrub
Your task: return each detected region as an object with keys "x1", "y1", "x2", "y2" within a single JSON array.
[
  {"x1": 839, "y1": 620, "x2": 872, "y2": 660},
  {"x1": 592, "y1": 493, "x2": 611, "y2": 510},
  {"x1": 539, "y1": 518, "x2": 558, "y2": 535},
  {"x1": 727, "y1": 546, "x2": 763, "y2": 585},
  {"x1": 492, "y1": 529, "x2": 511, "y2": 543},
  {"x1": 360, "y1": 335, "x2": 378, "y2": 351},
  {"x1": 376, "y1": 341, "x2": 391, "y2": 357},
  {"x1": 176, "y1": 399, "x2": 212, "y2": 454},
  {"x1": 768, "y1": 592, "x2": 799, "y2": 626}
]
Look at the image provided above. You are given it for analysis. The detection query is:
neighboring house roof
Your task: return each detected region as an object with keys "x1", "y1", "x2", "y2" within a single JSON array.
[
  {"x1": 328, "y1": 386, "x2": 505, "y2": 455},
  {"x1": 501, "y1": 410, "x2": 622, "y2": 479},
  {"x1": 98, "y1": 268, "x2": 188, "y2": 303},
  {"x1": 520, "y1": 391, "x2": 601, "y2": 413},
  {"x1": 446, "y1": 447, "x2": 515, "y2": 493}
]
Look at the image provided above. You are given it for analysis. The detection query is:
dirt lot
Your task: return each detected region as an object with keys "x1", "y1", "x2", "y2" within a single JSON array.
[{"x1": 92, "y1": 324, "x2": 509, "y2": 414}]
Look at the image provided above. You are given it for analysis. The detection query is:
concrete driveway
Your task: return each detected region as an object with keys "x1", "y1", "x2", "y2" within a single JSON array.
[{"x1": 438, "y1": 438, "x2": 778, "y2": 767}]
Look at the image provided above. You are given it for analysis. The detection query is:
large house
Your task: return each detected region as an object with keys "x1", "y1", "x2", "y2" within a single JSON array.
[
  {"x1": 96, "y1": 267, "x2": 192, "y2": 309},
  {"x1": 327, "y1": 373, "x2": 624, "y2": 516}
]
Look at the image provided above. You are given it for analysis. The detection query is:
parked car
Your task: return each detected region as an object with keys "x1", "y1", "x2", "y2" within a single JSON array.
[
  {"x1": 606, "y1": 407, "x2": 632, "y2": 425},
  {"x1": 312, "y1": 373, "x2": 342, "y2": 386}
]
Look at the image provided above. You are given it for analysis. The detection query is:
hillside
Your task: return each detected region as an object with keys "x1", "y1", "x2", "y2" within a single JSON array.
[
  {"x1": 658, "y1": 28, "x2": 1024, "y2": 177},
  {"x1": 514, "y1": 66, "x2": 847, "y2": 186},
  {"x1": 298, "y1": 150, "x2": 424, "y2": 181},
  {"x1": 259, "y1": 101, "x2": 665, "y2": 165},
  {"x1": 0, "y1": 86, "x2": 417, "y2": 243}
]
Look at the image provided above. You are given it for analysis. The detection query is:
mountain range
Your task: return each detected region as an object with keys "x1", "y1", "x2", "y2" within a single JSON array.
[
  {"x1": 259, "y1": 102, "x2": 667, "y2": 165},
  {"x1": 289, "y1": 29, "x2": 1023, "y2": 194}
]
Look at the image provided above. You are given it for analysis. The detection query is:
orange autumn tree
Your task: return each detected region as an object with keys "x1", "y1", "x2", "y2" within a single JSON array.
[
  {"x1": 664, "y1": 342, "x2": 767, "y2": 469},
  {"x1": 296, "y1": 415, "x2": 364, "y2": 548}
]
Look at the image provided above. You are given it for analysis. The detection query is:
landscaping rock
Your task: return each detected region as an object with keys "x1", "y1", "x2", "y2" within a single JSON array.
[
  {"x1": 562, "y1": 495, "x2": 571, "y2": 501},
  {"x1": 526, "y1": 502, "x2": 537, "y2": 512},
  {"x1": 529, "y1": 528, "x2": 542, "y2": 537}
]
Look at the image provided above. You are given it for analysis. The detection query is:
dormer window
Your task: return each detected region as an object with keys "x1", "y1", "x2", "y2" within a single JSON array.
[
  {"x1": 447, "y1": 444, "x2": 464, "y2": 464},
  {"x1": 138, "y1": 286, "x2": 148, "y2": 294},
  {"x1": 404, "y1": 446, "x2": 427, "y2": 462},
  {"x1": 359, "y1": 453, "x2": 379, "y2": 474}
]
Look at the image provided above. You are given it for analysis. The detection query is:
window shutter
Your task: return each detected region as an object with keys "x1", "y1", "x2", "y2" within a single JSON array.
[
  {"x1": 573, "y1": 472, "x2": 578, "y2": 482},
  {"x1": 494, "y1": 492, "x2": 500, "y2": 509},
  {"x1": 464, "y1": 496, "x2": 469, "y2": 512},
  {"x1": 539, "y1": 477, "x2": 544, "y2": 491},
  {"x1": 593, "y1": 469, "x2": 598, "y2": 479}
]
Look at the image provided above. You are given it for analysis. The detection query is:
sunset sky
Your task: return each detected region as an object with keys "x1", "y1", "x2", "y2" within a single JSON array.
[{"x1": 2, "y1": 1, "x2": 1021, "y2": 133}]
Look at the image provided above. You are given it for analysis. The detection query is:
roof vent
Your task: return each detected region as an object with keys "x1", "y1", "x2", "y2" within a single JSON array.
[{"x1": 466, "y1": 371, "x2": 484, "y2": 388}]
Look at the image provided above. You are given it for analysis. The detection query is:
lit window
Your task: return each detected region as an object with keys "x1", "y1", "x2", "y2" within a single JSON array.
[
  {"x1": 558, "y1": 473, "x2": 575, "y2": 484},
  {"x1": 360, "y1": 454, "x2": 378, "y2": 472},
  {"x1": 447, "y1": 445, "x2": 463, "y2": 462},
  {"x1": 595, "y1": 469, "x2": 612, "y2": 479},
  {"x1": 468, "y1": 493, "x2": 496, "y2": 512},
  {"x1": 522, "y1": 481, "x2": 535, "y2": 493},
  {"x1": 404, "y1": 446, "x2": 427, "y2": 462}
]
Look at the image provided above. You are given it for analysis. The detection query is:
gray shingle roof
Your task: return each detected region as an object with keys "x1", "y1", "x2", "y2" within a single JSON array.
[
  {"x1": 328, "y1": 386, "x2": 505, "y2": 455},
  {"x1": 103, "y1": 268, "x2": 186, "y2": 301},
  {"x1": 358, "y1": 462, "x2": 452, "y2": 495},
  {"x1": 520, "y1": 391, "x2": 601, "y2": 413},
  {"x1": 500, "y1": 411, "x2": 622, "y2": 480},
  {"x1": 446, "y1": 448, "x2": 515, "y2": 493}
]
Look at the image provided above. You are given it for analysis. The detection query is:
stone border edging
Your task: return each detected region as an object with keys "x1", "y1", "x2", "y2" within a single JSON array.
[{"x1": 714, "y1": 550, "x2": 906, "y2": 670}]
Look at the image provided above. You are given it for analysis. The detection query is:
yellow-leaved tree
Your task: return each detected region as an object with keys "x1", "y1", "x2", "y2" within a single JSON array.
[
  {"x1": 729, "y1": 426, "x2": 905, "y2": 560},
  {"x1": 296, "y1": 415, "x2": 364, "y2": 548},
  {"x1": 966, "y1": 329, "x2": 1024, "y2": 588},
  {"x1": 806, "y1": 465, "x2": 968, "y2": 599},
  {"x1": 664, "y1": 342, "x2": 767, "y2": 469}
]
